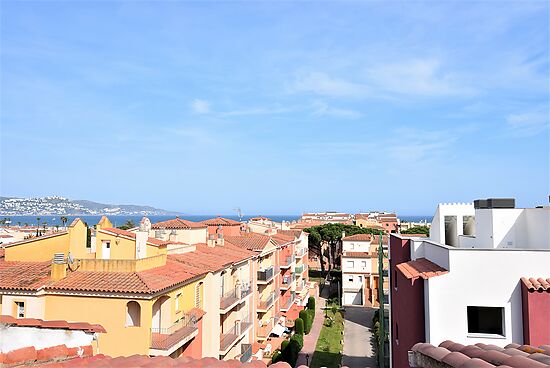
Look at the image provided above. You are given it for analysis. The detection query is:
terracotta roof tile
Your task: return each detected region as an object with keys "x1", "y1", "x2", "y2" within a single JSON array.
[
  {"x1": 201, "y1": 217, "x2": 242, "y2": 226},
  {"x1": 343, "y1": 251, "x2": 371, "y2": 258},
  {"x1": 151, "y1": 218, "x2": 206, "y2": 229},
  {"x1": 225, "y1": 233, "x2": 273, "y2": 252},
  {"x1": 277, "y1": 230, "x2": 303, "y2": 238},
  {"x1": 170, "y1": 243, "x2": 255, "y2": 272},
  {"x1": 521, "y1": 277, "x2": 550, "y2": 291},
  {"x1": 412, "y1": 341, "x2": 550, "y2": 368},
  {"x1": 271, "y1": 233, "x2": 295, "y2": 246},
  {"x1": 0, "y1": 315, "x2": 106, "y2": 333},
  {"x1": 342, "y1": 234, "x2": 373, "y2": 241},
  {"x1": 0, "y1": 261, "x2": 52, "y2": 290},
  {"x1": 396, "y1": 258, "x2": 448, "y2": 281},
  {"x1": 47, "y1": 258, "x2": 206, "y2": 294}
]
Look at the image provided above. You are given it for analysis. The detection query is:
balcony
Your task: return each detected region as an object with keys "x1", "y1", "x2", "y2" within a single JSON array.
[
  {"x1": 220, "y1": 288, "x2": 239, "y2": 312},
  {"x1": 257, "y1": 266, "x2": 275, "y2": 284},
  {"x1": 257, "y1": 292, "x2": 276, "y2": 312},
  {"x1": 294, "y1": 265, "x2": 304, "y2": 274},
  {"x1": 295, "y1": 248, "x2": 307, "y2": 258},
  {"x1": 280, "y1": 274, "x2": 296, "y2": 290},
  {"x1": 280, "y1": 255, "x2": 295, "y2": 269},
  {"x1": 150, "y1": 313, "x2": 198, "y2": 354},
  {"x1": 240, "y1": 281, "x2": 252, "y2": 299},
  {"x1": 239, "y1": 343, "x2": 252, "y2": 363},
  {"x1": 280, "y1": 295, "x2": 295, "y2": 312},
  {"x1": 219, "y1": 317, "x2": 254, "y2": 354}
]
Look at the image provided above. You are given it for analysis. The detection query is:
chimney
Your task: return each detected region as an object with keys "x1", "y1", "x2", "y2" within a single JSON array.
[
  {"x1": 135, "y1": 228, "x2": 148, "y2": 260},
  {"x1": 216, "y1": 226, "x2": 225, "y2": 246},
  {"x1": 51, "y1": 253, "x2": 67, "y2": 281},
  {"x1": 342, "y1": 231, "x2": 346, "y2": 239},
  {"x1": 207, "y1": 234, "x2": 216, "y2": 247}
]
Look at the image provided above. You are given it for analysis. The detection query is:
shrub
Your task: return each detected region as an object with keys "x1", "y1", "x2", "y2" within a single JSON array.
[
  {"x1": 307, "y1": 296, "x2": 315, "y2": 310},
  {"x1": 282, "y1": 334, "x2": 303, "y2": 367},
  {"x1": 307, "y1": 309, "x2": 315, "y2": 332},
  {"x1": 271, "y1": 350, "x2": 281, "y2": 363},
  {"x1": 295, "y1": 318, "x2": 304, "y2": 335},
  {"x1": 299, "y1": 310, "x2": 311, "y2": 334},
  {"x1": 281, "y1": 340, "x2": 289, "y2": 351}
]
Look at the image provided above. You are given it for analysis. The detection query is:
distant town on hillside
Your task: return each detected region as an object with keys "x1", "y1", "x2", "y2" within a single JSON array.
[{"x1": 0, "y1": 196, "x2": 180, "y2": 216}]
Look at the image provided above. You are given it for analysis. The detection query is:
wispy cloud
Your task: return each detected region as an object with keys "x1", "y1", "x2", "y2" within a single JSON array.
[
  {"x1": 310, "y1": 101, "x2": 362, "y2": 119},
  {"x1": 506, "y1": 107, "x2": 549, "y2": 137},
  {"x1": 191, "y1": 99, "x2": 211, "y2": 114},
  {"x1": 291, "y1": 72, "x2": 370, "y2": 98}
]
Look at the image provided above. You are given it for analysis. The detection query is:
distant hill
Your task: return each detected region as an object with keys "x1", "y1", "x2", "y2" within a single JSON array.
[{"x1": 0, "y1": 196, "x2": 180, "y2": 216}]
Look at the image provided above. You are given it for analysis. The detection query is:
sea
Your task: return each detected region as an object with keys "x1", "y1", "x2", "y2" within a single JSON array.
[{"x1": 0, "y1": 215, "x2": 431, "y2": 227}]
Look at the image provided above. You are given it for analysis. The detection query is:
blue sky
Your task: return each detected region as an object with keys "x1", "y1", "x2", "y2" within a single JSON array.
[{"x1": 1, "y1": 1, "x2": 548, "y2": 215}]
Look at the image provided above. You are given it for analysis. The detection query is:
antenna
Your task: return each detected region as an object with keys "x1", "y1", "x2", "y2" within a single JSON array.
[{"x1": 233, "y1": 208, "x2": 242, "y2": 222}]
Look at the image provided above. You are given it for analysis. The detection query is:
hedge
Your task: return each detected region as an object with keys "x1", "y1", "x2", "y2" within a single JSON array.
[
  {"x1": 299, "y1": 310, "x2": 312, "y2": 334},
  {"x1": 307, "y1": 296, "x2": 315, "y2": 310},
  {"x1": 295, "y1": 318, "x2": 304, "y2": 335},
  {"x1": 280, "y1": 333, "x2": 303, "y2": 367}
]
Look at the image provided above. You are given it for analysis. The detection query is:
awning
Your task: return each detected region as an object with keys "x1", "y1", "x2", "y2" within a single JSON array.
[{"x1": 271, "y1": 323, "x2": 286, "y2": 337}]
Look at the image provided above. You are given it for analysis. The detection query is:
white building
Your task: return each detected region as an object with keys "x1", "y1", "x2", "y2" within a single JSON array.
[{"x1": 389, "y1": 198, "x2": 550, "y2": 368}]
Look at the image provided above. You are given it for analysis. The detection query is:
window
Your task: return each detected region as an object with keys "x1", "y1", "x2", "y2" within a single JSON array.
[
  {"x1": 346, "y1": 260, "x2": 354, "y2": 268},
  {"x1": 394, "y1": 270, "x2": 398, "y2": 290},
  {"x1": 15, "y1": 301, "x2": 25, "y2": 318},
  {"x1": 348, "y1": 275, "x2": 353, "y2": 282},
  {"x1": 467, "y1": 306, "x2": 504, "y2": 335},
  {"x1": 175, "y1": 293, "x2": 181, "y2": 311},
  {"x1": 361, "y1": 261, "x2": 367, "y2": 268},
  {"x1": 126, "y1": 301, "x2": 141, "y2": 327},
  {"x1": 358, "y1": 276, "x2": 363, "y2": 282},
  {"x1": 350, "y1": 243, "x2": 354, "y2": 250}
]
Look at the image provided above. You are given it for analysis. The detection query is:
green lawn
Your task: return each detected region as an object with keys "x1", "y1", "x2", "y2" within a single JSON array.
[{"x1": 310, "y1": 307, "x2": 344, "y2": 368}]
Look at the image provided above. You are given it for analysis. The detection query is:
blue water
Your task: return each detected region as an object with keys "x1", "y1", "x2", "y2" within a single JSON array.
[{"x1": 1, "y1": 214, "x2": 431, "y2": 227}]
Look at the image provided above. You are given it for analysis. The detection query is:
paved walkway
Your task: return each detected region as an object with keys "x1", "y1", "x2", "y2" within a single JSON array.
[
  {"x1": 295, "y1": 287, "x2": 327, "y2": 367},
  {"x1": 342, "y1": 306, "x2": 377, "y2": 368}
]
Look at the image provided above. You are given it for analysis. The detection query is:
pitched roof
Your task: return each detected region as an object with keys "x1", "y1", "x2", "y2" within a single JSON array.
[
  {"x1": 151, "y1": 218, "x2": 206, "y2": 229},
  {"x1": 46, "y1": 258, "x2": 206, "y2": 294},
  {"x1": 271, "y1": 233, "x2": 295, "y2": 246},
  {"x1": 396, "y1": 258, "x2": 448, "y2": 280},
  {"x1": 342, "y1": 234, "x2": 373, "y2": 242},
  {"x1": 200, "y1": 217, "x2": 242, "y2": 226},
  {"x1": 0, "y1": 315, "x2": 106, "y2": 333},
  {"x1": 0, "y1": 261, "x2": 52, "y2": 291},
  {"x1": 225, "y1": 233, "x2": 273, "y2": 251},
  {"x1": 411, "y1": 341, "x2": 550, "y2": 368},
  {"x1": 277, "y1": 229, "x2": 303, "y2": 238},
  {"x1": 3, "y1": 231, "x2": 68, "y2": 248},
  {"x1": 169, "y1": 243, "x2": 255, "y2": 272},
  {"x1": 521, "y1": 277, "x2": 550, "y2": 292},
  {"x1": 343, "y1": 251, "x2": 371, "y2": 258},
  {"x1": 98, "y1": 228, "x2": 176, "y2": 247}
]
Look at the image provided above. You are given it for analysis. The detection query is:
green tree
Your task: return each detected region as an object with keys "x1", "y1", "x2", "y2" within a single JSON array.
[
  {"x1": 118, "y1": 220, "x2": 136, "y2": 230},
  {"x1": 402, "y1": 226, "x2": 430, "y2": 235},
  {"x1": 307, "y1": 296, "x2": 315, "y2": 311}
]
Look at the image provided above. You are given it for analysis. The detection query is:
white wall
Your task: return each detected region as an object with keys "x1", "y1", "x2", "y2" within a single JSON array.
[
  {"x1": 342, "y1": 257, "x2": 372, "y2": 274},
  {"x1": 0, "y1": 326, "x2": 95, "y2": 353},
  {"x1": 1, "y1": 295, "x2": 45, "y2": 319},
  {"x1": 342, "y1": 240, "x2": 371, "y2": 252},
  {"x1": 424, "y1": 246, "x2": 550, "y2": 346}
]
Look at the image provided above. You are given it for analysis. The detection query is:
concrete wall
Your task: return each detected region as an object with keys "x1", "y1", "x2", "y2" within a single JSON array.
[
  {"x1": 0, "y1": 326, "x2": 95, "y2": 353},
  {"x1": 342, "y1": 240, "x2": 371, "y2": 252},
  {"x1": 1, "y1": 294, "x2": 46, "y2": 319},
  {"x1": 521, "y1": 283, "x2": 550, "y2": 346}
]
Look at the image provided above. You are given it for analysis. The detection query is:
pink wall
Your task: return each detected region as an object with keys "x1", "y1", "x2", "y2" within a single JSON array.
[
  {"x1": 521, "y1": 284, "x2": 550, "y2": 346},
  {"x1": 390, "y1": 236, "x2": 425, "y2": 368}
]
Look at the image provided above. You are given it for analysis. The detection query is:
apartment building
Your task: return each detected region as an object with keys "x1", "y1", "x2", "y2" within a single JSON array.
[
  {"x1": 354, "y1": 212, "x2": 399, "y2": 233},
  {"x1": 341, "y1": 234, "x2": 388, "y2": 306},
  {"x1": 201, "y1": 217, "x2": 243, "y2": 237},
  {"x1": 389, "y1": 198, "x2": 550, "y2": 368},
  {"x1": 301, "y1": 212, "x2": 352, "y2": 223}
]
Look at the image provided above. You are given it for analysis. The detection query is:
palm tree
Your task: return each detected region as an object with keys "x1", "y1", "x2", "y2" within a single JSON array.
[
  {"x1": 60, "y1": 216, "x2": 68, "y2": 229},
  {"x1": 36, "y1": 217, "x2": 41, "y2": 236}
]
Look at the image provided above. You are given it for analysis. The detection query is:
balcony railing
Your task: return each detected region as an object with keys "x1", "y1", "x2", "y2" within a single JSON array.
[
  {"x1": 150, "y1": 312, "x2": 198, "y2": 350},
  {"x1": 294, "y1": 265, "x2": 304, "y2": 274},
  {"x1": 280, "y1": 255, "x2": 295, "y2": 268},
  {"x1": 257, "y1": 292, "x2": 275, "y2": 312},
  {"x1": 240, "y1": 281, "x2": 252, "y2": 299},
  {"x1": 280, "y1": 295, "x2": 295, "y2": 311},
  {"x1": 280, "y1": 274, "x2": 296, "y2": 289},
  {"x1": 220, "y1": 316, "x2": 253, "y2": 352},
  {"x1": 257, "y1": 266, "x2": 274, "y2": 282},
  {"x1": 240, "y1": 344, "x2": 252, "y2": 363},
  {"x1": 295, "y1": 248, "x2": 307, "y2": 258},
  {"x1": 220, "y1": 288, "x2": 239, "y2": 311}
]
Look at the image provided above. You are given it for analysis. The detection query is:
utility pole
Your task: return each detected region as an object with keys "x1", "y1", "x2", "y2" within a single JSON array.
[{"x1": 378, "y1": 233, "x2": 385, "y2": 368}]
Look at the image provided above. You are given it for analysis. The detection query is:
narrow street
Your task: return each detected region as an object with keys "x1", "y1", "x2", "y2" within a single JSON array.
[{"x1": 342, "y1": 306, "x2": 377, "y2": 368}]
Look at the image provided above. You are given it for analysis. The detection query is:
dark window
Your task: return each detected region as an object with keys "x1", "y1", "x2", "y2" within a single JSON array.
[
  {"x1": 394, "y1": 270, "x2": 398, "y2": 290},
  {"x1": 395, "y1": 323, "x2": 399, "y2": 340},
  {"x1": 467, "y1": 306, "x2": 504, "y2": 335}
]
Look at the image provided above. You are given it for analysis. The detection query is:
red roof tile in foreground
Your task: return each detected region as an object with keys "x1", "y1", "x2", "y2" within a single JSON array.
[
  {"x1": 225, "y1": 233, "x2": 273, "y2": 252},
  {"x1": 342, "y1": 233, "x2": 373, "y2": 242},
  {"x1": 277, "y1": 229, "x2": 303, "y2": 238},
  {"x1": 0, "y1": 261, "x2": 52, "y2": 291},
  {"x1": 412, "y1": 341, "x2": 550, "y2": 367},
  {"x1": 170, "y1": 243, "x2": 255, "y2": 272},
  {"x1": 521, "y1": 277, "x2": 550, "y2": 292},
  {"x1": 201, "y1": 217, "x2": 242, "y2": 226},
  {"x1": 37, "y1": 354, "x2": 293, "y2": 367},
  {"x1": 396, "y1": 258, "x2": 448, "y2": 281},
  {"x1": 151, "y1": 218, "x2": 206, "y2": 229},
  {"x1": 0, "y1": 315, "x2": 106, "y2": 333}
]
